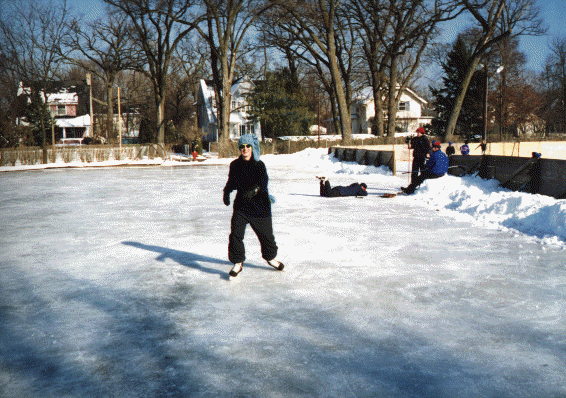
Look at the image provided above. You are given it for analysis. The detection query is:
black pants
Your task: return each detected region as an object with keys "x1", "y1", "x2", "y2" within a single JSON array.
[
  {"x1": 405, "y1": 170, "x2": 443, "y2": 194},
  {"x1": 320, "y1": 180, "x2": 340, "y2": 197},
  {"x1": 411, "y1": 157, "x2": 427, "y2": 183},
  {"x1": 228, "y1": 211, "x2": 278, "y2": 264}
]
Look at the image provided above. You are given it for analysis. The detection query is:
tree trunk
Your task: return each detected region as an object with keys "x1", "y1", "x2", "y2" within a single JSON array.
[
  {"x1": 157, "y1": 95, "x2": 166, "y2": 144},
  {"x1": 40, "y1": 112, "x2": 47, "y2": 164},
  {"x1": 106, "y1": 81, "x2": 115, "y2": 143},
  {"x1": 373, "y1": 88, "x2": 385, "y2": 137},
  {"x1": 217, "y1": 51, "x2": 235, "y2": 158},
  {"x1": 329, "y1": 62, "x2": 351, "y2": 144},
  {"x1": 386, "y1": 56, "x2": 399, "y2": 138}
]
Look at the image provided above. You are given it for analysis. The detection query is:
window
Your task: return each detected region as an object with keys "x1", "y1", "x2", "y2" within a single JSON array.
[
  {"x1": 395, "y1": 121, "x2": 409, "y2": 132},
  {"x1": 58, "y1": 105, "x2": 66, "y2": 115},
  {"x1": 398, "y1": 102, "x2": 410, "y2": 111},
  {"x1": 237, "y1": 124, "x2": 255, "y2": 136}
]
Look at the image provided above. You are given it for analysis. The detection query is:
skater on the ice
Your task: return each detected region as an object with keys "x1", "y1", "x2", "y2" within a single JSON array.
[
  {"x1": 401, "y1": 141, "x2": 449, "y2": 195},
  {"x1": 223, "y1": 133, "x2": 284, "y2": 277},
  {"x1": 407, "y1": 126, "x2": 431, "y2": 182},
  {"x1": 317, "y1": 177, "x2": 368, "y2": 197}
]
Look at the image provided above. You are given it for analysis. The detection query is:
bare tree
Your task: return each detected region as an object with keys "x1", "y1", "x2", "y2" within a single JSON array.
[
  {"x1": 187, "y1": 0, "x2": 269, "y2": 156},
  {"x1": 0, "y1": 0, "x2": 70, "y2": 161},
  {"x1": 350, "y1": 0, "x2": 461, "y2": 138},
  {"x1": 444, "y1": 0, "x2": 544, "y2": 140},
  {"x1": 541, "y1": 37, "x2": 566, "y2": 135},
  {"x1": 103, "y1": 0, "x2": 200, "y2": 144},
  {"x1": 268, "y1": 0, "x2": 357, "y2": 144},
  {"x1": 62, "y1": 14, "x2": 143, "y2": 143},
  {"x1": 166, "y1": 35, "x2": 209, "y2": 135}
]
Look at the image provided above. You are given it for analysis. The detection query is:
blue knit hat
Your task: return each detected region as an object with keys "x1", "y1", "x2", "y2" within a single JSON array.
[{"x1": 238, "y1": 133, "x2": 260, "y2": 161}]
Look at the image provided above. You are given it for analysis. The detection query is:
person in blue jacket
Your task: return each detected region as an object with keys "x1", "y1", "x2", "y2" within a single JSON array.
[
  {"x1": 318, "y1": 178, "x2": 368, "y2": 197},
  {"x1": 401, "y1": 141, "x2": 449, "y2": 195},
  {"x1": 223, "y1": 134, "x2": 284, "y2": 277}
]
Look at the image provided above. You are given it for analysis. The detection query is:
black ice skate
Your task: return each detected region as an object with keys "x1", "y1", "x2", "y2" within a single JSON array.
[
  {"x1": 267, "y1": 259, "x2": 284, "y2": 271},
  {"x1": 229, "y1": 262, "x2": 243, "y2": 277}
]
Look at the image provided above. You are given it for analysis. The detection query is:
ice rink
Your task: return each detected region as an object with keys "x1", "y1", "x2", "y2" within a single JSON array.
[{"x1": 1, "y1": 149, "x2": 565, "y2": 397}]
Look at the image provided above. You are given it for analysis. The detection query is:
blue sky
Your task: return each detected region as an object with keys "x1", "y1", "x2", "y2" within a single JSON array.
[{"x1": 72, "y1": 0, "x2": 565, "y2": 73}]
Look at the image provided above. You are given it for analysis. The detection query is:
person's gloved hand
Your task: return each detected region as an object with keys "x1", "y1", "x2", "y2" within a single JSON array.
[
  {"x1": 223, "y1": 190, "x2": 230, "y2": 206},
  {"x1": 243, "y1": 185, "x2": 260, "y2": 202}
]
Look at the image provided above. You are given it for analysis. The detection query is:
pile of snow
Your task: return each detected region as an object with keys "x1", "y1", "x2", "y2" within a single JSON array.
[
  {"x1": 416, "y1": 175, "x2": 566, "y2": 246},
  {"x1": 262, "y1": 148, "x2": 566, "y2": 247}
]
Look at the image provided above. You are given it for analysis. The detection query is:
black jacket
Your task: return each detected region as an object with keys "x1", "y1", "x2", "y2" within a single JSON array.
[
  {"x1": 224, "y1": 156, "x2": 271, "y2": 218},
  {"x1": 333, "y1": 183, "x2": 368, "y2": 197},
  {"x1": 410, "y1": 135, "x2": 431, "y2": 158}
]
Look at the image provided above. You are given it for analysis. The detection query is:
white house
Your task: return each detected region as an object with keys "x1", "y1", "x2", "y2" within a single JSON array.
[
  {"x1": 351, "y1": 86, "x2": 432, "y2": 136},
  {"x1": 197, "y1": 76, "x2": 262, "y2": 142}
]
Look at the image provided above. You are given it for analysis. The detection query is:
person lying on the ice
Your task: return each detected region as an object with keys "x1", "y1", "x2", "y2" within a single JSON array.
[{"x1": 317, "y1": 177, "x2": 368, "y2": 197}]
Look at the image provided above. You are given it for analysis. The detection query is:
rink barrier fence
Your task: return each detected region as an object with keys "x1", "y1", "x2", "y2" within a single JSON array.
[
  {"x1": 0, "y1": 145, "x2": 167, "y2": 167},
  {"x1": 328, "y1": 147, "x2": 395, "y2": 174},
  {"x1": 447, "y1": 154, "x2": 566, "y2": 199}
]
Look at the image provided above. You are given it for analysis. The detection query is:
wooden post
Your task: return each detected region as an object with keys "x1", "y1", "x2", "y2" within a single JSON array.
[
  {"x1": 86, "y1": 73, "x2": 93, "y2": 138},
  {"x1": 118, "y1": 87, "x2": 122, "y2": 160},
  {"x1": 51, "y1": 119, "x2": 55, "y2": 163}
]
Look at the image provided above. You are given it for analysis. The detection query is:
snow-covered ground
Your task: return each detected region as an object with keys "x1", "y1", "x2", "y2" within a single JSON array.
[{"x1": 1, "y1": 148, "x2": 565, "y2": 397}]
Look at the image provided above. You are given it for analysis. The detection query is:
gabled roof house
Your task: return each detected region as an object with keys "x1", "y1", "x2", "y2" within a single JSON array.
[
  {"x1": 197, "y1": 76, "x2": 262, "y2": 142},
  {"x1": 351, "y1": 86, "x2": 432, "y2": 136},
  {"x1": 17, "y1": 80, "x2": 91, "y2": 143}
]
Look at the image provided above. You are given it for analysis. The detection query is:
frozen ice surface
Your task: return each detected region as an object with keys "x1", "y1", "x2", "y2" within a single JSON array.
[{"x1": 1, "y1": 149, "x2": 565, "y2": 397}]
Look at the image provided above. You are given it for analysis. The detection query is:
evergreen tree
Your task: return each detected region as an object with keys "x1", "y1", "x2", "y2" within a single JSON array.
[
  {"x1": 138, "y1": 117, "x2": 154, "y2": 144},
  {"x1": 431, "y1": 36, "x2": 485, "y2": 137},
  {"x1": 164, "y1": 120, "x2": 179, "y2": 144},
  {"x1": 25, "y1": 90, "x2": 52, "y2": 146},
  {"x1": 248, "y1": 69, "x2": 314, "y2": 138}
]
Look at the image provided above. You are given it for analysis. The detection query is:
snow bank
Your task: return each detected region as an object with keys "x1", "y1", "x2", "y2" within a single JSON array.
[{"x1": 269, "y1": 148, "x2": 566, "y2": 247}]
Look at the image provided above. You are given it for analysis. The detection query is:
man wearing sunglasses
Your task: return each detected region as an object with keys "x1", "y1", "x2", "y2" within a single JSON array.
[{"x1": 223, "y1": 134, "x2": 284, "y2": 277}]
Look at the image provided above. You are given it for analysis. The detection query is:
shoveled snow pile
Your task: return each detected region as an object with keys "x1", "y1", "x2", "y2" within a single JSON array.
[{"x1": 261, "y1": 148, "x2": 566, "y2": 247}]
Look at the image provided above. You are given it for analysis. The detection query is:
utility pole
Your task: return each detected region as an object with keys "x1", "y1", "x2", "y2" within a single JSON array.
[
  {"x1": 118, "y1": 86, "x2": 122, "y2": 160},
  {"x1": 86, "y1": 73, "x2": 93, "y2": 138}
]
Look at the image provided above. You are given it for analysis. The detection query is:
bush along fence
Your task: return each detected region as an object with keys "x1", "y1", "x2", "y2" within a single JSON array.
[
  {"x1": 448, "y1": 153, "x2": 566, "y2": 199},
  {"x1": 328, "y1": 147, "x2": 396, "y2": 174},
  {"x1": 0, "y1": 145, "x2": 167, "y2": 167}
]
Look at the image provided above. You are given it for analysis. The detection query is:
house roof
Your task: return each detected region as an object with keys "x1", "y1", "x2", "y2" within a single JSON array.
[
  {"x1": 200, "y1": 79, "x2": 217, "y2": 124},
  {"x1": 55, "y1": 114, "x2": 90, "y2": 128},
  {"x1": 18, "y1": 81, "x2": 84, "y2": 104},
  {"x1": 200, "y1": 76, "x2": 256, "y2": 124},
  {"x1": 47, "y1": 92, "x2": 78, "y2": 105},
  {"x1": 354, "y1": 86, "x2": 428, "y2": 105}
]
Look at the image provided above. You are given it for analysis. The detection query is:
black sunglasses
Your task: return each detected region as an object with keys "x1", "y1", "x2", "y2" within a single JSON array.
[{"x1": 239, "y1": 144, "x2": 251, "y2": 150}]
